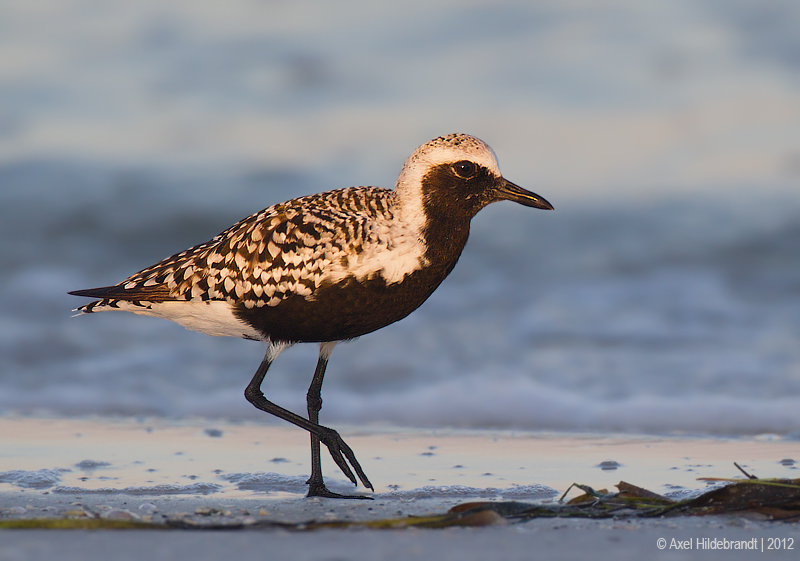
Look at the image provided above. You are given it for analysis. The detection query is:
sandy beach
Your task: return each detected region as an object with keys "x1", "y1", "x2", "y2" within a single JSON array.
[{"x1": 1, "y1": 417, "x2": 798, "y2": 559}]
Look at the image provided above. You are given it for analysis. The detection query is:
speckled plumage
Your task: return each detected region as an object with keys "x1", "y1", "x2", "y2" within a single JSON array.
[
  {"x1": 70, "y1": 133, "x2": 554, "y2": 498},
  {"x1": 75, "y1": 186, "x2": 423, "y2": 333}
]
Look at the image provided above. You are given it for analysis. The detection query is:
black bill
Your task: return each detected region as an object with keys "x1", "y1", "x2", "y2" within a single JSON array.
[{"x1": 495, "y1": 178, "x2": 554, "y2": 210}]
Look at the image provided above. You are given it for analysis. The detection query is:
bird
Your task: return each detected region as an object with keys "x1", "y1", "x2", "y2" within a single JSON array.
[{"x1": 69, "y1": 133, "x2": 553, "y2": 499}]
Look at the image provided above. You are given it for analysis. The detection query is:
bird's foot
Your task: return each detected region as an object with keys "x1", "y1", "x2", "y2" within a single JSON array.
[
  {"x1": 317, "y1": 426, "x2": 374, "y2": 491},
  {"x1": 306, "y1": 479, "x2": 373, "y2": 500}
]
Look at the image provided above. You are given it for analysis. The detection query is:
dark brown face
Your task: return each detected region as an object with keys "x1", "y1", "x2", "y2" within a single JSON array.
[{"x1": 420, "y1": 160, "x2": 553, "y2": 222}]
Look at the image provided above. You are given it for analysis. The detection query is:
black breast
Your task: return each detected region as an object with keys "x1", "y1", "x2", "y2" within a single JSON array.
[{"x1": 233, "y1": 249, "x2": 464, "y2": 343}]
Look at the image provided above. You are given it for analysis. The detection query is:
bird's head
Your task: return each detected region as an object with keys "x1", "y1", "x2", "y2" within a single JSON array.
[{"x1": 395, "y1": 134, "x2": 553, "y2": 223}]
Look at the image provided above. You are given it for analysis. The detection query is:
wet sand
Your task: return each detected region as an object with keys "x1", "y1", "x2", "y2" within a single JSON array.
[{"x1": 1, "y1": 417, "x2": 798, "y2": 559}]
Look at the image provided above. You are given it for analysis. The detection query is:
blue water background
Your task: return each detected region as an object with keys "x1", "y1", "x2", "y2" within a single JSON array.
[{"x1": 1, "y1": 0, "x2": 799, "y2": 435}]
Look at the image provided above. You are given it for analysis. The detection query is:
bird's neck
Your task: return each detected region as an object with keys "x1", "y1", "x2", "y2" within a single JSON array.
[
  {"x1": 391, "y1": 181, "x2": 473, "y2": 276},
  {"x1": 420, "y1": 209, "x2": 471, "y2": 275}
]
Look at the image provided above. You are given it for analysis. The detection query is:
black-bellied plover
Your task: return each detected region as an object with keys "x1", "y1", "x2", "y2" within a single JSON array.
[{"x1": 70, "y1": 133, "x2": 553, "y2": 498}]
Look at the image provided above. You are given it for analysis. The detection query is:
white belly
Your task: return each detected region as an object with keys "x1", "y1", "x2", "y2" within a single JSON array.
[{"x1": 101, "y1": 300, "x2": 265, "y2": 340}]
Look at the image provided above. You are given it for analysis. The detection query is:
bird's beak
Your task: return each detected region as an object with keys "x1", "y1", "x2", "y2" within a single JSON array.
[{"x1": 495, "y1": 177, "x2": 554, "y2": 210}]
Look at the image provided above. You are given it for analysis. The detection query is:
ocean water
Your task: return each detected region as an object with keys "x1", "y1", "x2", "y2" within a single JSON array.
[{"x1": 1, "y1": 0, "x2": 799, "y2": 436}]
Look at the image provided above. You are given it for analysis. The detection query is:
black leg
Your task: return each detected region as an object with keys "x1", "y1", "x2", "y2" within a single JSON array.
[
  {"x1": 244, "y1": 341, "x2": 373, "y2": 495},
  {"x1": 306, "y1": 342, "x2": 372, "y2": 499}
]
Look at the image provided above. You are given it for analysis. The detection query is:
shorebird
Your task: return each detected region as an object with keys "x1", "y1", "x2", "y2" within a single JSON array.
[{"x1": 70, "y1": 133, "x2": 553, "y2": 498}]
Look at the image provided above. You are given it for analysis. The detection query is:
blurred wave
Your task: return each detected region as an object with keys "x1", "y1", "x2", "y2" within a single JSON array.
[{"x1": 1, "y1": 0, "x2": 799, "y2": 434}]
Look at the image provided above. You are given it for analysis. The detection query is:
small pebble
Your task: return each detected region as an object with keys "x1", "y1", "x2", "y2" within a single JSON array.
[{"x1": 194, "y1": 506, "x2": 231, "y2": 516}]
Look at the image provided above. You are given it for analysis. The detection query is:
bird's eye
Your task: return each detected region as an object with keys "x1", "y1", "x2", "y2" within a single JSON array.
[{"x1": 452, "y1": 160, "x2": 477, "y2": 179}]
